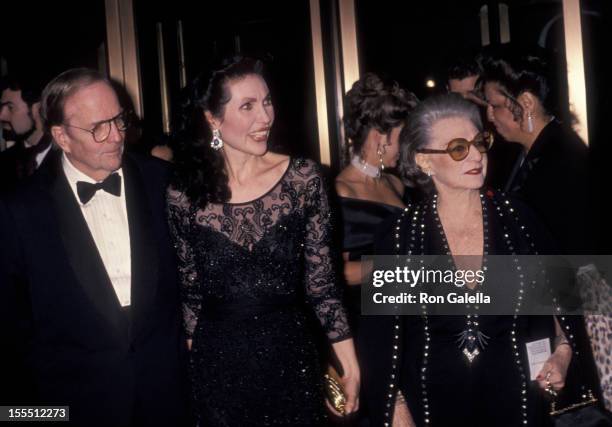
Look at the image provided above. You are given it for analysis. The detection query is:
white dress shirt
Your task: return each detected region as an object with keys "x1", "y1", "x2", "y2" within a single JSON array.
[
  {"x1": 62, "y1": 154, "x2": 132, "y2": 306},
  {"x1": 35, "y1": 144, "x2": 52, "y2": 169}
]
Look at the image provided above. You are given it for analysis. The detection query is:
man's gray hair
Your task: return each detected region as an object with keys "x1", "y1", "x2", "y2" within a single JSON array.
[{"x1": 41, "y1": 68, "x2": 112, "y2": 134}]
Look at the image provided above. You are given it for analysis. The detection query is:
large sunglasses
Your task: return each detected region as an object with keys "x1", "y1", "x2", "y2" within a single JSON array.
[{"x1": 417, "y1": 131, "x2": 494, "y2": 161}]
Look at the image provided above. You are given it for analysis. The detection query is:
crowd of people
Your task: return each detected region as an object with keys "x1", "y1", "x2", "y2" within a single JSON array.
[{"x1": 0, "y1": 48, "x2": 610, "y2": 427}]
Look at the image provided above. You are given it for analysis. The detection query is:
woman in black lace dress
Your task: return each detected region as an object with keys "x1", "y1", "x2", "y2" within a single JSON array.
[{"x1": 166, "y1": 56, "x2": 360, "y2": 426}]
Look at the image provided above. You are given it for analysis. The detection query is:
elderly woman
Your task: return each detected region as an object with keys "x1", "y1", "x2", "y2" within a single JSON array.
[{"x1": 359, "y1": 94, "x2": 589, "y2": 427}]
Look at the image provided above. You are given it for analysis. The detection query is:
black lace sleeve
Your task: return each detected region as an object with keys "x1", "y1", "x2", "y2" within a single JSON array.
[
  {"x1": 167, "y1": 187, "x2": 201, "y2": 338},
  {"x1": 300, "y1": 160, "x2": 351, "y2": 343}
]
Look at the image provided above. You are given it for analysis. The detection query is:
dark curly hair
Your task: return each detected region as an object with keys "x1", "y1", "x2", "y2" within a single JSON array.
[
  {"x1": 343, "y1": 73, "x2": 418, "y2": 161},
  {"x1": 399, "y1": 93, "x2": 483, "y2": 195},
  {"x1": 1, "y1": 74, "x2": 46, "y2": 108},
  {"x1": 170, "y1": 55, "x2": 265, "y2": 209},
  {"x1": 447, "y1": 54, "x2": 482, "y2": 81},
  {"x1": 480, "y1": 47, "x2": 566, "y2": 122}
]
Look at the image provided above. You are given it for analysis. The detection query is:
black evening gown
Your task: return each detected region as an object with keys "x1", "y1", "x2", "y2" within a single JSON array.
[
  {"x1": 338, "y1": 197, "x2": 404, "y2": 334},
  {"x1": 360, "y1": 190, "x2": 594, "y2": 427},
  {"x1": 167, "y1": 158, "x2": 351, "y2": 426}
]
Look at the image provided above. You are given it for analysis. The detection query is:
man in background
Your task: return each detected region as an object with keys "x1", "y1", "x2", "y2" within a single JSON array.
[{"x1": 0, "y1": 75, "x2": 56, "y2": 192}]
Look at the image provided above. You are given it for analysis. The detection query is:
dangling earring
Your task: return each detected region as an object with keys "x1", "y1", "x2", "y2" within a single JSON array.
[
  {"x1": 527, "y1": 112, "x2": 534, "y2": 133},
  {"x1": 427, "y1": 170, "x2": 432, "y2": 177},
  {"x1": 210, "y1": 129, "x2": 224, "y2": 150},
  {"x1": 377, "y1": 147, "x2": 385, "y2": 173}
]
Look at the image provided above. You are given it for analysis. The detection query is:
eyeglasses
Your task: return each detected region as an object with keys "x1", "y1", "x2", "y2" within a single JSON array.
[
  {"x1": 417, "y1": 132, "x2": 494, "y2": 161},
  {"x1": 63, "y1": 110, "x2": 132, "y2": 143}
]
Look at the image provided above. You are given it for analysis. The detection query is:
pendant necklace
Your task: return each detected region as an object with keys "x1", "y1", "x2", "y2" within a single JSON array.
[{"x1": 433, "y1": 193, "x2": 490, "y2": 363}]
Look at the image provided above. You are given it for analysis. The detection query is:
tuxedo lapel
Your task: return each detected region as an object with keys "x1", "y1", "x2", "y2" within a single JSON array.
[
  {"x1": 48, "y1": 169, "x2": 127, "y2": 337},
  {"x1": 37, "y1": 147, "x2": 61, "y2": 172},
  {"x1": 122, "y1": 157, "x2": 159, "y2": 340}
]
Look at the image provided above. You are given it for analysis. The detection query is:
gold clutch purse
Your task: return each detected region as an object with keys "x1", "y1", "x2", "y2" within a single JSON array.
[{"x1": 324, "y1": 365, "x2": 347, "y2": 415}]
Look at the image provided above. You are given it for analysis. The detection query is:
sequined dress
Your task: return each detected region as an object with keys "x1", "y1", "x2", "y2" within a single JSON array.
[{"x1": 167, "y1": 158, "x2": 351, "y2": 426}]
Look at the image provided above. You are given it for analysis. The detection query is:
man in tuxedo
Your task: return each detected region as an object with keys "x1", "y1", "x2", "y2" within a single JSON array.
[
  {"x1": 0, "y1": 75, "x2": 56, "y2": 192},
  {"x1": 0, "y1": 68, "x2": 186, "y2": 426}
]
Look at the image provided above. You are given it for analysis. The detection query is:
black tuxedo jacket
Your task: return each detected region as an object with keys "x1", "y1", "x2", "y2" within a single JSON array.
[
  {"x1": 0, "y1": 152, "x2": 186, "y2": 426},
  {"x1": 0, "y1": 134, "x2": 56, "y2": 193}
]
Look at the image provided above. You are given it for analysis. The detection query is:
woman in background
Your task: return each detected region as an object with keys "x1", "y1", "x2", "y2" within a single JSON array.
[
  {"x1": 482, "y1": 49, "x2": 607, "y2": 415},
  {"x1": 481, "y1": 51, "x2": 590, "y2": 254},
  {"x1": 335, "y1": 73, "x2": 418, "y2": 333}
]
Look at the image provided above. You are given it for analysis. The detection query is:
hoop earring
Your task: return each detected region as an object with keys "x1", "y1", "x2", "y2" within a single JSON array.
[
  {"x1": 210, "y1": 129, "x2": 224, "y2": 150},
  {"x1": 527, "y1": 112, "x2": 534, "y2": 133}
]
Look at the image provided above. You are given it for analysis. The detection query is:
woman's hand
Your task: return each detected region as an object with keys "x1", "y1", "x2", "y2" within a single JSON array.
[
  {"x1": 341, "y1": 368, "x2": 360, "y2": 415},
  {"x1": 325, "y1": 367, "x2": 360, "y2": 417},
  {"x1": 536, "y1": 344, "x2": 572, "y2": 395},
  {"x1": 186, "y1": 339, "x2": 192, "y2": 351},
  {"x1": 329, "y1": 339, "x2": 361, "y2": 416}
]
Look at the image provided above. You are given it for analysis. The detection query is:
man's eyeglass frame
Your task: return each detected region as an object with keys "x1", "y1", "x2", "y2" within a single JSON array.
[{"x1": 62, "y1": 110, "x2": 132, "y2": 143}]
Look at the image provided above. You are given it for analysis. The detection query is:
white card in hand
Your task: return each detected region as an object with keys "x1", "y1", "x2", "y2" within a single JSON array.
[{"x1": 526, "y1": 338, "x2": 552, "y2": 380}]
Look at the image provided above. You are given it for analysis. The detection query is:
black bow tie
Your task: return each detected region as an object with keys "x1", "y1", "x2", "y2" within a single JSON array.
[{"x1": 76, "y1": 173, "x2": 121, "y2": 204}]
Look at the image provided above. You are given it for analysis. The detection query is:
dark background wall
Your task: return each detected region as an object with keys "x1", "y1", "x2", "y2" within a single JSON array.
[
  {"x1": 132, "y1": 0, "x2": 320, "y2": 160},
  {"x1": 0, "y1": 0, "x2": 106, "y2": 88},
  {"x1": 1, "y1": 0, "x2": 610, "y2": 169}
]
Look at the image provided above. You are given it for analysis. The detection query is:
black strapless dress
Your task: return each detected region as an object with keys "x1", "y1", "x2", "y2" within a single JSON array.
[{"x1": 338, "y1": 197, "x2": 404, "y2": 334}]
